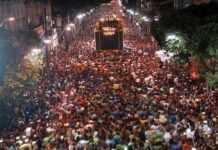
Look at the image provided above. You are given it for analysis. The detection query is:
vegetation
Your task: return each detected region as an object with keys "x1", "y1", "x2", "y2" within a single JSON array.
[
  {"x1": 0, "y1": 28, "x2": 41, "y2": 129},
  {"x1": 151, "y1": 2, "x2": 218, "y2": 88},
  {"x1": 0, "y1": 59, "x2": 41, "y2": 129}
]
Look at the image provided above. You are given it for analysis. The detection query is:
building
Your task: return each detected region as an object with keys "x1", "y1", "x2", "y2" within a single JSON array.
[
  {"x1": 174, "y1": 0, "x2": 192, "y2": 9},
  {"x1": 0, "y1": 0, "x2": 52, "y2": 31},
  {"x1": 136, "y1": 0, "x2": 191, "y2": 11},
  {"x1": 192, "y1": 0, "x2": 210, "y2": 5},
  {"x1": 136, "y1": 0, "x2": 217, "y2": 12},
  {"x1": 135, "y1": 0, "x2": 173, "y2": 12}
]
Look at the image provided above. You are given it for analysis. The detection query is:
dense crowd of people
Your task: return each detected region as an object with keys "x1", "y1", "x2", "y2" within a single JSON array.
[
  {"x1": 1, "y1": 0, "x2": 218, "y2": 150},
  {"x1": 1, "y1": 46, "x2": 218, "y2": 150}
]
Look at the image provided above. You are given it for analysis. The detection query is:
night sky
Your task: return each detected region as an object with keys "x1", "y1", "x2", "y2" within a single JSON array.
[{"x1": 52, "y1": 0, "x2": 112, "y2": 15}]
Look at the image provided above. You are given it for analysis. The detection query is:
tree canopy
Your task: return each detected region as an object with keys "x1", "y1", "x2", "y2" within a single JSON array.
[{"x1": 152, "y1": 2, "x2": 218, "y2": 87}]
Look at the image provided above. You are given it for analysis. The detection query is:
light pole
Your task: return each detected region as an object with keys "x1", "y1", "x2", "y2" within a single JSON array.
[
  {"x1": 43, "y1": 38, "x2": 51, "y2": 73},
  {"x1": 64, "y1": 23, "x2": 76, "y2": 51},
  {"x1": 76, "y1": 13, "x2": 85, "y2": 37}
]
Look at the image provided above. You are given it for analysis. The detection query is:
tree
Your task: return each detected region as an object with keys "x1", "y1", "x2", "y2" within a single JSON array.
[
  {"x1": 0, "y1": 28, "x2": 41, "y2": 129},
  {"x1": 0, "y1": 28, "x2": 18, "y2": 83},
  {"x1": 151, "y1": 2, "x2": 218, "y2": 86},
  {"x1": 0, "y1": 58, "x2": 41, "y2": 130}
]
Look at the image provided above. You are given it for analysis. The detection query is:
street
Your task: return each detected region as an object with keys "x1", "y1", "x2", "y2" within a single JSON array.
[{"x1": 0, "y1": 0, "x2": 218, "y2": 149}]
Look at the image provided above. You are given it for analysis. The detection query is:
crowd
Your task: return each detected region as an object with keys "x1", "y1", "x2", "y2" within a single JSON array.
[
  {"x1": 1, "y1": 0, "x2": 218, "y2": 150},
  {"x1": 1, "y1": 46, "x2": 218, "y2": 150}
]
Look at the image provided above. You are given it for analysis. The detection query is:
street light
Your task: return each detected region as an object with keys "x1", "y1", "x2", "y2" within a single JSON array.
[
  {"x1": 65, "y1": 26, "x2": 71, "y2": 31},
  {"x1": 68, "y1": 23, "x2": 75, "y2": 28},
  {"x1": 134, "y1": 12, "x2": 139, "y2": 16},
  {"x1": 43, "y1": 37, "x2": 52, "y2": 70},
  {"x1": 8, "y1": 17, "x2": 15, "y2": 22},
  {"x1": 76, "y1": 13, "x2": 86, "y2": 20},
  {"x1": 0, "y1": 17, "x2": 15, "y2": 28},
  {"x1": 142, "y1": 16, "x2": 151, "y2": 22},
  {"x1": 154, "y1": 16, "x2": 160, "y2": 22},
  {"x1": 90, "y1": 9, "x2": 95, "y2": 13},
  {"x1": 65, "y1": 23, "x2": 76, "y2": 51},
  {"x1": 127, "y1": 9, "x2": 134, "y2": 15},
  {"x1": 136, "y1": 22, "x2": 140, "y2": 26},
  {"x1": 65, "y1": 23, "x2": 76, "y2": 34},
  {"x1": 166, "y1": 34, "x2": 178, "y2": 41}
]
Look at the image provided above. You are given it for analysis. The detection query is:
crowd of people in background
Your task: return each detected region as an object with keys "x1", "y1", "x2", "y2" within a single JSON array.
[{"x1": 0, "y1": 0, "x2": 218, "y2": 150}]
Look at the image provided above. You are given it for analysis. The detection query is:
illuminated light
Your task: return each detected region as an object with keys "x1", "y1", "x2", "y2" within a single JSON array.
[
  {"x1": 43, "y1": 39, "x2": 52, "y2": 44},
  {"x1": 135, "y1": 12, "x2": 139, "y2": 16},
  {"x1": 154, "y1": 18, "x2": 159, "y2": 21},
  {"x1": 8, "y1": 17, "x2": 15, "y2": 22},
  {"x1": 69, "y1": 23, "x2": 75, "y2": 27},
  {"x1": 166, "y1": 34, "x2": 178, "y2": 41},
  {"x1": 154, "y1": 16, "x2": 160, "y2": 22},
  {"x1": 136, "y1": 22, "x2": 140, "y2": 26},
  {"x1": 103, "y1": 32, "x2": 115, "y2": 36},
  {"x1": 76, "y1": 13, "x2": 86, "y2": 20},
  {"x1": 102, "y1": 27, "x2": 116, "y2": 36},
  {"x1": 100, "y1": 18, "x2": 105, "y2": 22},
  {"x1": 118, "y1": 0, "x2": 122, "y2": 6},
  {"x1": 102, "y1": 27, "x2": 116, "y2": 32},
  {"x1": 65, "y1": 26, "x2": 71, "y2": 31},
  {"x1": 31, "y1": 48, "x2": 42, "y2": 56},
  {"x1": 191, "y1": 71, "x2": 199, "y2": 80},
  {"x1": 190, "y1": 59, "x2": 199, "y2": 80},
  {"x1": 113, "y1": 14, "x2": 117, "y2": 18},
  {"x1": 127, "y1": 9, "x2": 134, "y2": 15},
  {"x1": 24, "y1": 48, "x2": 43, "y2": 66},
  {"x1": 90, "y1": 9, "x2": 94, "y2": 13},
  {"x1": 142, "y1": 16, "x2": 151, "y2": 22}
]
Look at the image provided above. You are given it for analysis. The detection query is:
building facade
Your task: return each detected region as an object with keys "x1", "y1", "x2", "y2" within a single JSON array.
[
  {"x1": 0, "y1": 0, "x2": 52, "y2": 30},
  {"x1": 136, "y1": 0, "x2": 216, "y2": 12},
  {"x1": 136, "y1": 0, "x2": 192, "y2": 11}
]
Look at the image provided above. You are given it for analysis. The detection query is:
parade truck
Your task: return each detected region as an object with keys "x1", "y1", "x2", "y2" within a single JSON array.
[{"x1": 95, "y1": 15, "x2": 123, "y2": 51}]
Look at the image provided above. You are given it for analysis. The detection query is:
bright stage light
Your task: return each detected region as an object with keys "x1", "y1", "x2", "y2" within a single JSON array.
[{"x1": 76, "y1": 13, "x2": 86, "y2": 20}]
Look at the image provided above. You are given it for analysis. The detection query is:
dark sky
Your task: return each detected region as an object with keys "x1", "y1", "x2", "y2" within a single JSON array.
[{"x1": 52, "y1": 0, "x2": 111, "y2": 16}]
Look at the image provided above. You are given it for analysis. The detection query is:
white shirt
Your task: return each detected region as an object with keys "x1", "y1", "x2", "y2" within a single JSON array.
[{"x1": 164, "y1": 132, "x2": 172, "y2": 143}]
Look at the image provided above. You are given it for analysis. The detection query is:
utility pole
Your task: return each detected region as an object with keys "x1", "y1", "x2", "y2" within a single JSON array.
[{"x1": 43, "y1": 1, "x2": 49, "y2": 72}]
